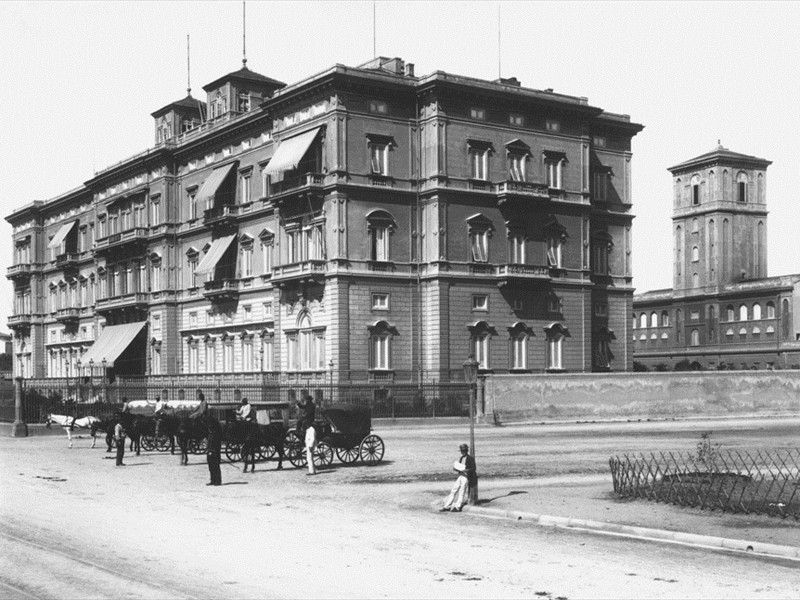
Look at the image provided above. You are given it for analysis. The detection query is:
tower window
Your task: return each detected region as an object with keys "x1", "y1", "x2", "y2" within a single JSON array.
[{"x1": 692, "y1": 184, "x2": 699, "y2": 205}]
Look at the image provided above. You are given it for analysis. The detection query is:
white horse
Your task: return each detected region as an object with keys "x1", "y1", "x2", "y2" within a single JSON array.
[{"x1": 45, "y1": 414, "x2": 101, "y2": 449}]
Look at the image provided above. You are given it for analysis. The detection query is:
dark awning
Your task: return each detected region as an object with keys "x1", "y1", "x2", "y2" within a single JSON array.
[
  {"x1": 196, "y1": 163, "x2": 237, "y2": 208},
  {"x1": 47, "y1": 221, "x2": 78, "y2": 249},
  {"x1": 264, "y1": 127, "x2": 321, "y2": 175},
  {"x1": 80, "y1": 322, "x2": 147, "y2": 367},
  {"x1": 195, "y1": 235, "x2": 236, "y2": 276}
]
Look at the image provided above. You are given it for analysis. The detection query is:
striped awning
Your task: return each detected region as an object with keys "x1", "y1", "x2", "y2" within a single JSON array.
[
  {"x1": 196, "y1": 163, "x2": 236, "y2": 208},
  {"x1": 264, "y1": 127, "x2": 321, "y2": 175},
  {"x1": 47, "y1": 221, "x2": 78, "y2": 249},
  {"x1": 80, "y1": 321, "x2": 147, "y2": 367},
  {"x1": 195, "y1": 235, "x2": 236, "y2": 276}
]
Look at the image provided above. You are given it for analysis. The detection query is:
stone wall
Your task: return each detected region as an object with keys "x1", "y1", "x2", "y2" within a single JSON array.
[{"x1": 484, "y1": 370, "x2": 800, "y2": 423}]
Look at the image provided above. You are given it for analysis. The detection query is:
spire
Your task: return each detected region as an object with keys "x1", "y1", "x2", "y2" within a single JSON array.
[
  {"x1": 187, "y1": 34, "x2": 192, "y2": 96},
  {"x1": 242, "y1": 0, "x2": 247, "y2": 68}
]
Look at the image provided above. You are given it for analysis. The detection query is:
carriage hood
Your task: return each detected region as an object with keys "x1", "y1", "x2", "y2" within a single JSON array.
[{"x1": 321, "y1": 404, "x2": 372, "y2": 434}]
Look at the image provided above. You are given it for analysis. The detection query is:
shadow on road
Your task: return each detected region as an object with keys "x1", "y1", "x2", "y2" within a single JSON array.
[{"x1": 476, "y1": 490, "x2": 528, "y2": 506}]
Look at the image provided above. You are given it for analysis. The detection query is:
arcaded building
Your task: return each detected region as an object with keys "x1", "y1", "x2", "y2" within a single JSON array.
[
  {"x1": 633, "y1": 145, "x2": 800, "y2": 370},
  {"x1": 7, "y1": 56, "x2": 643, "y2": 382}
]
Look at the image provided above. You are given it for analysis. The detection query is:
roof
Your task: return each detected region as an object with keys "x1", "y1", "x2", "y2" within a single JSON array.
[
  {"x1": 669, "y1": 144, "x2": 772, "y2": 173},
  {"x1": 202, "y1": 64, "x2": 286, "y2": 93},
  {"x1": 151, "y1": 94, "x2": 206, "y2": 118}
]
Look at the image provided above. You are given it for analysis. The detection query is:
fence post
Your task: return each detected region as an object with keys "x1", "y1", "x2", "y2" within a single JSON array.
[{"x1": 12, "y1": 377, "x2": 28, "y2": 437}]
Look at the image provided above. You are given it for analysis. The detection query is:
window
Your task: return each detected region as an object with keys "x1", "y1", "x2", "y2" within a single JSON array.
[
  {"x1": 205, "y1": 338, "x2": 217, "y2": 373},
  {"x1": 737, "y1": 172, "x2": 748, "y2": 202},
  {"x1": 263, "y1": 301, "x2": 273, "y2": 319},
  {"x1": 593, "y1": 171, "x2": 610, "y2": 203},
  {"x1": 690, "y1": 311, "x2": 700, "y2": 321},
  {"x1": 726, "y1": 305, "x2": 735, "y2": 321},
  {"x1": 223, "y1": 338, "x2": 234, "y2": 372},
  {"x1": 369, "y1": 322, "x2": 394, "y2": 370},
  {"x1": 739, "y1": 304, "x2": 748, "y2": 321},
  {"x1": 690, "y1": 329, "x2": 700, "y2": 346},
  {"x1": 509, "y1": 324, "x2": 530, "y2": 370},
  {"x1": 259, "y1": 230, "x2": 274, "y2": 275},
  {"x1": 651, "y1": 312, "x2": 658, "y2": 328},
  {"x1": 372, "y1": 293, "x2": 389, "y2": 310},
  {"x1": 190, "y1": 312, "x2": 197, "y2": 327},
  {"x1": 151, "y1": 196, "x2": 161, "y2": 225},
  {"x1": 369, "y1": 140, "x2": 389, "y2": 176},
  {"x1": 187, "y1": 187, "x2": 198, "y2": 221},
  {"x1": 661, "y1": 311, "x2": 670, "y2": 327},
  {"x1": 472, "y1": 295, "x2": 488, "y2": 311},
  {"x1": 766, "y1": 302, "x2": 776, "y2": 319},
  {"x1": 467, "y1": 215, "x2": 493, "y2": 263},
  {"x1": 186, "y1": 248, "x2": 199, "y2": 287},
  {"x1": 595, "y1": 303, "x2": 608, "y2": 317},
  {"x1": 366, "y1": 210, "x2": 395, "y2": 262},
  {"x1": 691, "y1": 246, "x2": 699, "y2": 262},
  {"x1": 752, "y1": 303, "x2": 762, "y2": 320},
  {"x1": 593, "y1": 136, "x2": 606, "y2": 147},
  {"x1": 546, "y1": 231, "x2": 565, "y2": 269},
  {"x1": 261, "y1": 334, "x2": 274, "y2": 371},
  {"x1": 261, "y1": 163, "x2": 271, "y2": 197},
  {"x1": 289, "y1": 312, "x2": 325, "y2": 371},
  {"x1": 470, "y1": 107, "x2": 485, "y2": 120},
  {"x1": 239, "y1": 172, "x2": 251, "y2": 204},
  {"x1": 508, "y1": 154, "x2": 527, "y2": 182},
  {"x1": 546, "y1": 324, "x2": 568, "y2": 370},
  {"x1": 594, "y1": 329, "x2": 614, "y2": 370},
  {"x1": 544, "y1": 153, "x2": 565, "y2": 189},
  {"x1": 152, "y1": 314, "x2": 161, "y2": 332},
  {"x1": 548, "y1": 293, "x2": 563, "y2": 315},
  {"x1": 470, "y1": 323, "x2": 492, "y2": 370},
  {"x1": 545, "y1": 120, "x2": 560, "y2": 132},
  {"x1": 150, "y1": 254, "x2": 162, "y2": 292},
  {"x1": 241, "y1": 245, "x2": 253, "y2": 277},
  {"x1": 242, "y1": 337, "x2": 254, "y2": 371},
  {"x1": 592, "y1": 238, "x2": 611, "y2": 276},
  {"x1": 508, "y1": 233, "x2": 525, "y2": 264},
  {"x1": 369, "y1": 100, "x2": 388, "y2": 114},
  {"x1": 692, "y1": 184, "x2": 700, "y2": 205},
  {"x1": 509, "y1": 113, "x2": 524, "y2": 126},
  {"x1": 469, "y1": 146, "x2": 489, "y2": 180},
  {"x1": 238, "y1": 92, "x2": 251, "y2": 113}
]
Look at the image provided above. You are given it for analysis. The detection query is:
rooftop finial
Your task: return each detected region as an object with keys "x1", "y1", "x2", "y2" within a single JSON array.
[
  {"x1": 717, "y1": 139, "x2": 723, "y2": 149},
  {"x1": 242, "y1": 0, "x2": 247, "y2": 67}
]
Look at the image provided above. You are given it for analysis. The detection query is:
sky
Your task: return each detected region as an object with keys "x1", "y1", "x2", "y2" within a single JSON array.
[{"x1": 1, "y1": 0, "x2": 798, "y2": 332}]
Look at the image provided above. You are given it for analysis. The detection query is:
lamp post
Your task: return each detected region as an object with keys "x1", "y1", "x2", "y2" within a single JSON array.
[
  {"x1": 89, "y1": 359, "x2": 95, "y2": 402},
  {"x1": 76, "y1": 360, "x2": 82, "y2": 404},
  {"x1": 462, "y1": 354, "x2": 479, "y2": 505},
  {"x1": 101, "y1": 358, "x2": 108, "y2": 404}
]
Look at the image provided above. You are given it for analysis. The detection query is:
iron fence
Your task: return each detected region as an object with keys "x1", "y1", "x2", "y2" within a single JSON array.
[
  {"x1": 609, "y1": 450, "x2": 800, "y2": 520},
  {"x1": 14, "y1": 376, "x2": 473, "y2": 425}
]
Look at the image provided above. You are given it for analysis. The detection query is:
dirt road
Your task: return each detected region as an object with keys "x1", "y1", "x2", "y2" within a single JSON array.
[{"x1": 2, "y1": 419, "x2": 799, "y2": 598}]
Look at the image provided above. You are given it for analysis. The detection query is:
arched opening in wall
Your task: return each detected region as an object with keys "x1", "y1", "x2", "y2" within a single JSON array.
[
  {"x1": 544, "y1": 323, "x2": 570, "y2": 371},
  {"x1": 650, "y1": 312, "x2": 658, "y2": 328},
  {"x1": 640, "y1": 313, "x2": 647, "y2": 329},
  {"x1": 692, "y1": 272, "x2": 699, "y2": 288},
  {"x1": 737, "y1": 171, "x2": 748, "y2": 203},
  {"x1": 767, "y1": 301, "x2": 776, "y2": 319},
  {"x1": 739, "y1": 304, "x2": 749, "y2": 321},
  {"x1": 690, "y1": 329, "x2": 700, "y2": 347},
  {"x1": 752, "y1": 303, "x2": 762, "y2": 320},
  {"x1": 756, "y1": 221, "x2": 764, "y2": 278},
  {"x1": 661, "y1": 311, "x2": 670, "y2": 327},
  {"x1": 691, "y1": 174, "x2": 701, "y2": 205},
  {"x1": 508, "y1": 322, "x2": 533, "y2": 371}
]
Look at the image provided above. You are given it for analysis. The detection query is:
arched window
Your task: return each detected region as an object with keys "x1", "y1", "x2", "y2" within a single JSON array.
[
  {"x1": 752, "y1": 303, "x2": 762, "y2": 320},
  {"x1": 661, "y1": 311, "x2": 670, "y2": 327},
  {"x1": 766, "y1": 301, "x2": 776, "y2": 319},
  {"x1": 468, "y1": 321, "x2": 494, "y2": 370},
  {"x1": 632, "y1": 316, "x2": 637, "y2": 330},
  {"x1": 690, "y1": 329, "x2": 700, "y2": 346},
  {"x1": 691, "y1": 175, "x2": 701, "y2": 205},
  {"x1": 650, "y1": 312, "x2": 658, "y2": 328},
  {"x1": 640, "y1": 313, "x2": 647, "y2": 329},
  {"x1": 737, "y1": 171, "x2": 748, "y2": 202},
  {"x1": 692, "y1": 218, "x2": 699, "y2": 233},
  {"x1": 545, "y1": 324, "x2": 569, "y2": 371},
  {"x1": 726, "y1": 304, "x2": 735, "y2": 321},
  {"x1": 692, "y1": 273, "x2": 699, "y2": 288},
  {"x1": 508, "y1": 323, "x2": 532, "y2": 370},
  {"x1": 287, "y1": 311, "x2": 325, "y2": 371},
  {"x1": 367, "y1": 210, "x2": 396, "y2": 262},
  {"x1": 739, "y1": 304, "x2": 748, "y2": 321},
  {"x1": 467, "y1": 214, "x2": 493, "y2": 263},
  {"x1": 691, "y1": 246, "x2": 699, "y2": 262}
]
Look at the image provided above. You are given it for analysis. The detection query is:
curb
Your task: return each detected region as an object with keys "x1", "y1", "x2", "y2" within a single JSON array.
[{"x1": 433, "y1": 502, "x2": 800, "y2": 561}]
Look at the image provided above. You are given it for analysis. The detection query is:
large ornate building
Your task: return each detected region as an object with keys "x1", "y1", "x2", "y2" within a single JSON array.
[
  {"x1": 633, "y1": 145, "x2": 800, "y2": 370},
  {"x1": 7, "y1": 56, "x2": 643, "y2": 382}
]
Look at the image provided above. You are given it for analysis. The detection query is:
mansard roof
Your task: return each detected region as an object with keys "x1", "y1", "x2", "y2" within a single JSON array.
[{"x1": 669, "y1": 144, "x2": 772, "y2": 173}]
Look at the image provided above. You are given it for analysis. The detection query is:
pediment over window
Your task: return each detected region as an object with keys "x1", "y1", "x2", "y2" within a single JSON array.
[
  {"x1": 367, "y1": 320, "x2": 399, "y2": 335},
  {"x1": 507, "y1": 321, "x2": 534, "y2": 336},
  {"x1": 505, "y1": 138, "x2": 531, "y2": 155},
  {"x1": 544, "y1": 322, "x2": 571, "y2": 337},
  {"x1": 366, "y1": 209, "x2": 396, "y2": 228},
  {"x1": 467, "y1": 138, "x2": 494, "y2": 152},
  {"x1": 258, "y1": 228, "x2": 275, "y2": 242},
  {"x1": 466, "y1": 213, "x2": 494, "y2": 232}
]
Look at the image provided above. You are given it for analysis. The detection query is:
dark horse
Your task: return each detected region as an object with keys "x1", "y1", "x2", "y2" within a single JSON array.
[
  {"x1": 157, "y1": 413, "x2": 206, "y2": 464},
  {"x1": 223, "y1": 412, "x2": 286, "y2": 471},
  {"x1": 117, "y1": 412, "x2": 143, "y2": 456}
]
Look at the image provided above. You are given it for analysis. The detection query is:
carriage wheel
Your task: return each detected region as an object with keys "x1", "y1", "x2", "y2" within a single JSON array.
[
  {"x1": 225, "y1": 442, "x2": 242, "y2": 462},
  {"x1": 336, "y1": 446, "x2": 360, "y2": 464},
  {"x1": 314, "y1": 442, "x2": 334, "y2": 467},
  {"x1": 285, "y1": 431, "x2": 306, "y2": 467},
  {"x1": 359, "y1": 435, "x2": 385, "y2": 466},
  {"x1": 191, "y1": 437, "x2": 207, "y2": 455},
  {"x1": 259, "y1": 444, "x2": 277, "y2": 460},
  {"x1": 155, "y1": 435, "x2": 171, "y2": 452},
  {"x1": 140, "y1": 434, "x2": 155, "y2": 452}
]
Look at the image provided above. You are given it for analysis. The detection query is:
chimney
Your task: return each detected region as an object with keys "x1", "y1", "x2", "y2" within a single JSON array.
[{"x1": 404, "y1": 63, "x2": 415, "y2": 77}]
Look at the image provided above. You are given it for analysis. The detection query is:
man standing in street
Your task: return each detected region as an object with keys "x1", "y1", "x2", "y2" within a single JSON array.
[
  {"x1": 439, "y1": 444, "x2": 477, "y2": 512},
  {"x1": 205, "y1": 414, "x2": 222, "y2": 486},
  {"x1": 114, "y1": 418, "x2": 126, "y2": 466}
]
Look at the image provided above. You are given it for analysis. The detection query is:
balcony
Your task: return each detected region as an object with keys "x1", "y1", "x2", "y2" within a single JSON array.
[
  {"x1": 271, "y1": 260, "x2": 326, "y2": 287},
  {"x1": 495, "y1": 180, "x2": 550, "y2": 206},
  {"x1": 94, "y1": 227, "x2": 149, "y2": 254},
  {"x1": 8, "y1": 313, "x2": 32, "y2": 329},
  {"x1": 268, "y1": 173, "x2": 325, "y2": 200},
  {"x1": 204, "y1": 204, "x2": 239, "y2": 228},
  {"x1": 495, "y1": 264, "x2": 551, "y2": 287},
  {"x1": 202, "y1": 278, "x2": 239, "y2": 301},
  {"x1": 95, "y1": 292, "x2": 149, "y2": 313},
  {"x1": 55, "y1": 252, "x2": 80, "y2": 270},
  {"x1": 55, "y1": 307, "x2": 80, "y2": 324},
  {"x1": 6, "y1": 263, "x2": 33, "y2": 280}
]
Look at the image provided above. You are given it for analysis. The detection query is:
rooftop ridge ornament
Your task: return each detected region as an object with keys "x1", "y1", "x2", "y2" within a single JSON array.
[{"x1": 242, "y1": 0, "x2": 247, "y2": 67}]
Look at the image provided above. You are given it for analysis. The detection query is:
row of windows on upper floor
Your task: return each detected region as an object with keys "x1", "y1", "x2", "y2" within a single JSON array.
[
  {"x1": 633, "y1": 324, "x2": 777, "y2": 346},
  {"x1": 681, "y1": 170, "x2": 761, "y2": 206},
  {"x1": 633, "y1": 301, "x2": 779, "y2": 329}
]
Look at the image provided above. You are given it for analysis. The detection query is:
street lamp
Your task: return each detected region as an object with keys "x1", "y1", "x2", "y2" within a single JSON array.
[{"x1": 462, "y1": 354, "x2": 479, "y2": 505}]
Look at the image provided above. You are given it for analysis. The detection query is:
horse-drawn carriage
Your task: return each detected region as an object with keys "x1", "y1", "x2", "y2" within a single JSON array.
[{"x1": 285, "y1": 404, "x2": 385, "y2": 468}]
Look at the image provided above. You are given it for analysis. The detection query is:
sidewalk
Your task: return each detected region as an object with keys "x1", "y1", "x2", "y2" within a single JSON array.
[{"x1": 455, "y1": 475, "x2": 800, "y2": 559}]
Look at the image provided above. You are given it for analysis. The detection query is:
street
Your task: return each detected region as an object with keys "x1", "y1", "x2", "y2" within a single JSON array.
[{"x1": 1, "y1": 417, "x2": 799, "y2": 598}]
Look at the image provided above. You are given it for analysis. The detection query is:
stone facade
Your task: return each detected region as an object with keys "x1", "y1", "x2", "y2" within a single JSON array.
[
  {"x1": 7, "y1": 56, "x2": 643, "y2": 382},
  {"x1": 633, "y1": 146, "x2": 800, "y2": 370}
]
